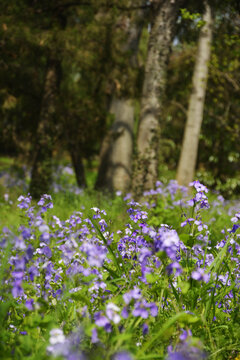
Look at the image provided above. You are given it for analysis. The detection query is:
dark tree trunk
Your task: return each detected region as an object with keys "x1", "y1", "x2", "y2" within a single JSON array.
[
  {"x1": 29, "y1": 56, "x2": 61, "y2": 199},
  {"x1": 70, "y1": 149, "x2": 86, "y2": 188},
  {"x1": 133, "y1": 0, "x2": 184, "y2": 196}
]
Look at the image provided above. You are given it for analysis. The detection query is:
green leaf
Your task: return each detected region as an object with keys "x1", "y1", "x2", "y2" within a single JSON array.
[
  {"x1": 138, "y1": 312, "x2": 201, "y2": 355},
  {"x1": 179, "y1": 233, "x2": 194, "y2": 247},
  {"x1": 178, "y1": 281, "x2": 190, "y2": 295},
  {"x1": 146, "y1": 273, "x2": 159, "y2": 284}
]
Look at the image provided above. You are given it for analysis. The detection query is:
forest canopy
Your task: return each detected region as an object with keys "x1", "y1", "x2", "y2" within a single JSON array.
[{"x1": 0, "y1": 0, "x2": 239, "y2": 197}]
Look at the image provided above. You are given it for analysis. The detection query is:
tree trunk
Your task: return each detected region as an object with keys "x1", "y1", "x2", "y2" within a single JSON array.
[
  {"x1": 176, "y1": 1, "x2": 213, "y2": 186},
  {"x1": 70, "y1": 149, "x2": 86, "y2": 188},
  {"x1": 134, "y1": 0, "x2": 183, "y2": 195},
  {"x1": 95, "y1": 98, "x2": 134, "y2": 191},
  {"x1": 95, "y1": 6, "x2": 145, "y2": 192},
  {"x1": 29, "y1": 56, "x2": 61, "y2": 199}
]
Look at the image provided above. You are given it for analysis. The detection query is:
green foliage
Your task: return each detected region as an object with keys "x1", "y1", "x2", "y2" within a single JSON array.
[
  {"x1": 0, "y1": 0, "x2": 239, "y2": 195},
  {"x1": 161, "y1": 4, "x2": 240, "y2": 196},
  {"x1": 1, "y1": 180, "x2": 240, "y2": 359},
  {"x1": 180, "y1": 8, "x2": 204, "y2": 28}
]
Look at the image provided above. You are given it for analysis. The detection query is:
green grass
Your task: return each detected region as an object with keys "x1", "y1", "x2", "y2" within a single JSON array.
[
  {"x1": 0, "y1": 189, "x2": 129, "y2": 234},
  {"x1": 1, "y1": 160, "x2": 240, "y2": 360},
  {"x1": 0, "y1": 155, "x2": 238, "y2": 238},
  {"x1": 48, "y1": 190, "x2": 128, "y2": 231}
]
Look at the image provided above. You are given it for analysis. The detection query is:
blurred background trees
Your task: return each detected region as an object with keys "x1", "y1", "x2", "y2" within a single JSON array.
[
  {"x1": 176, "y1": 0, "x2": 213, "y2": 187},
  {"x1": 0, "y1": 0, "x2": 239, "y2": 198}
]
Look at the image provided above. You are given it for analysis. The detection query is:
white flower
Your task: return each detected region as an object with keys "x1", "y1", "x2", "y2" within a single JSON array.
[
  {"x1": 49, "y1": 328, "x2": 65, "y2": 345},
  {"x1": 106, "y1": 303, "x2": 121, "y2": 324},
  {"x1": 39, "y1": 224, "x2": 49, "y2": 233}
]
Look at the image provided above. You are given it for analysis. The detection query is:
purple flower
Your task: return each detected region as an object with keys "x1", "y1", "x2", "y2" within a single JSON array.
[
  {"x1": 11, "y1": 255, "x2": 26, "y2": 271},
  {"x1": 53, "y1": 289, "x2": 62, "y2": 298},
  {"x1": 167, "y1": 341, "x2": 207, "y2": 360},
  {"x1": 14, "y1": 236, "x2": 26, "y2": 250},
  {"x1": 17, "y1": 194, "x2": 32, "y2": 209},
  {"x1": 138, "y1": 247, "x2": 152, "y2": 263},
  {"x1": 12, "y1": 270, "x2": 24, "y2": 280},
  {"x1": 179, "y1": 329, "x2": 192, "y2": 341},
  {"x1": 229, "y1": 224, "x2": 240, "y2": 233},
  {"x1": 231, "y1": 212, "x2": 240, "y2": 222},
  {"x1": 40, "y1": 232, "x2": 50, "y2": 243},
  {"x1": 91, "y1": 328, "x2": 99, "y2": 344},
  {"x1": 191, "y1": 268, "x2": 210, "y2": 282},
  {"x1": 28, "y1": 265, "x2": 39, "y2": 281},
  {"x1": 94, "y1": 312, "x2": 111, "y2": 328},
  {"x1": 21, "y1": 227, "x2": 31, "y2": 240},
  {"x1": 156, "y1": 180, "x2": 163, "y2": 187},
  {"x1": 42, "y1": 246, "x2": 52, "y2": 258},
  {"x1": 154, "y1": 228, "x2": 180, "y2": 260},
  {"x1": 121, "y1": 307, "x2": 129, "y2": 319},
  {"x1": 91, "y1": 207, "x2": 106, "y2": 219},
  {"x1": 188, "y1": 181, "x2": 210, "y2": 209},
  {"x1": 142, "y1": 323, "x2": 149, "y2": 335},
  {"x1": 187, "y1": 199, "x2": 195, "y2": 207},
  {"x1": 123, "y1": 287, "x2": 142, "y2": 305},
  {"x1": 181, "y1": 218, "x2": 194, "y2": 227},
  {"x1": 113, "y1": 351, "x2": 133, "y2": 360},
  {"x1": 12, "y1": 280, "x2": 24, "y2": 298},
  {"x1": 38, "y1": 194, "x2": 53, "y2": 210},
  {"x1": 189, "y1": 181, "x2": 208, "y2": 193},
  {"x1": 132, "y1": 301, "x2": 149, "y2": 319},
  {"x1": 166, "y1": 262, "x2": 182, "y2": 277},
  {"x1": 26, "y1": 245, "x2": 34, "y2": 261},
  {"x1": 99, "y1": 219, "x2": 107, "y2": 231},
  {"x1": 81, "y1": 242, "x2": 107, "y2": 268},
  {"x1": 167, "y1": 353, "x2": 186, "y2": 360},
  {"x1": 147, "y1": 302, "x2": 158, "y2": 317},
  {"x1": 25, "y1": 299, "x2": 34, "y2": 311}
]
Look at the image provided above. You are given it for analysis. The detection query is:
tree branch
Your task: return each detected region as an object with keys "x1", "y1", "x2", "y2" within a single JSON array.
[
  {"x1": 39, "y1": 1, "x2": 151, "y2": 13},
  {"x1": 210, "y1": 64, "x2": 240, "y2": 91},
  {"x1": 170, "y1": 100, "x2": 187, "y2": 115}
]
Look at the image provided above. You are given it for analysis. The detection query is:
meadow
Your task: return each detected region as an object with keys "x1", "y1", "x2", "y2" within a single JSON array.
[{"x1": 0, "y1": 161, "x2": 240, "y2": 360}]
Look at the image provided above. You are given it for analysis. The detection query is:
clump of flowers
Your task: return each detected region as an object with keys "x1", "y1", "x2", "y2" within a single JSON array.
[
  {"x1": 167, "y1": 329, "x2": 207, "y2": 360},
  {"x1": 0, "y1": 180, "x2": 239, "y2": 360}
]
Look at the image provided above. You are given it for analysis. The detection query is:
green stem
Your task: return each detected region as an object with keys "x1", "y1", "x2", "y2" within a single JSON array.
[
  {"x1": 91, "y1": 217, "x2": 122, "y2": 274},
  {"x1": 137, "y1": 312, "x2": 190, "y2": 356}
]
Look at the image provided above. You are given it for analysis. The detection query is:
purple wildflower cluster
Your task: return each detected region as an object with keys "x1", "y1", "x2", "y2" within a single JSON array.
[
  {"x1": 121, "y1": 287, "x2": 158, "y2": 320},
  {"x1": 1, "y1": 179, "x2": 240, "y2": 359},
  {"x1": 188, "y1": 180, "x2": 209, "y2": 209},
  {"x1": 167, "y1": 329, "x2": 207, "y2": 360}
]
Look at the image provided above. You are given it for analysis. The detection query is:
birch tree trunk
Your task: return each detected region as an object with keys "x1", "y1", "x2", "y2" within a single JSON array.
[
  {"x1": 176, "y1": 1, "x2": 213, "y2": 186},
  {"x1": 96, "y1": 98, "x2": 134, "y2": 191},
  {"x1": 95, "y1": 6, "x2": 145, "y2": 192},
  {"x1": 29, "y1": 56, "x2": 61, "y2": 199},
  {"x1": 134, "y1": 0, "x2": 183, "y2": 195}
]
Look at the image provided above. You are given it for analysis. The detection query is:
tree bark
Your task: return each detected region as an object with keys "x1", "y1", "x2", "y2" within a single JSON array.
[
  {"x1": 134, "y1": 0, "x2": 183, "y2": 195},
  {"x1": 95, "y1": 98, "x2": 134, "y2": 191},
  {"x1": 29, "y1": 56, "x2": 61, "y2": 199},
  {"x1": 95, "y1": 5, "x2": 145, "y2": 192},
  {"x1": 176, "y1": 1, "x2": 213, "y2": 186},
  {"x1": 70, "y1": 148, "x2": 86, "y2": 188}
]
